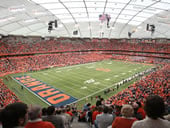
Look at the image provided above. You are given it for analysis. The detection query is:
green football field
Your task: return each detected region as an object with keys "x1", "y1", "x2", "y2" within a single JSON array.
[{"x1": 4, "y1": 59, "x2": 154, "y2": 108}]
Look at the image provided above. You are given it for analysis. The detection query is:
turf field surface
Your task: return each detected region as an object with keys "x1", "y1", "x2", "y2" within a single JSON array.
[{"x1": 4, "y1": 60, "x2": 153, "y2": 107}]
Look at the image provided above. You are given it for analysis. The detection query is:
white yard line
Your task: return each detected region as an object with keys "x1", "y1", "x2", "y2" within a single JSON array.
[{"x1": 114, "y1": 75, "x2": 119, "y2": 77}]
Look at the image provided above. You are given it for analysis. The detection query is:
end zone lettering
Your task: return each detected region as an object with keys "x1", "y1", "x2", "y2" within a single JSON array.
[{"x1": 13, "y1": 75, "x2": 77, "y2": 107}]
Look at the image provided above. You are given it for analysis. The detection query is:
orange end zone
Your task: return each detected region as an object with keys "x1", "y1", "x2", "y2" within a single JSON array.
[{"x1": 13, "y1": 75, "x2": 77, "y2": 107}]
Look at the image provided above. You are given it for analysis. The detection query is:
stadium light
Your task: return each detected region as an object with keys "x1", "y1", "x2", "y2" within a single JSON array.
[{"x1": 48, "y1": 20, "x2": 58, "y2": 33}]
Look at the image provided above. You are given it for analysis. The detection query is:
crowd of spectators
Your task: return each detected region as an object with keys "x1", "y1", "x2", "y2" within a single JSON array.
[
  {"x1": 0, "y1": 52, "x2": 169, "y2": 77},
  {"x1": 110, "y1": 51, "x2": 170, "y2": 59},
  {"x1": 0, "y1": 36, "x2": 169, "y2": 128},
  {"x1": 0, "y1": 79, "x2": 19, "y2": 107},
  {"x1": 0, "y1": 37, "x2": 169, "y2": 56},
  {"x1": 105, "y1": 64, "x2": 169, "y2": 107},
  {"x1": 0, "y1": 103, "x2": 76, "y2": 128},
  {"x1": 0, "y1": 53, "x2": 111, "y2": 77},
  {"x1": 72, "y1": 94, "x2": 170, "y2": 128},
  {"x1": 111, "y1": 54, "x2": 170, "y2": 64},
  {"x1": 0, "y1": 36, "x2": 169, "y2": 77},
  {"x1": 0, "y1": 95, "x2": 169, "y2": 128}
]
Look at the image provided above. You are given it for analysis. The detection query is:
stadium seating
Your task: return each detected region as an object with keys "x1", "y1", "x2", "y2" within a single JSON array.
[
  {"x1": 0, "y1": 53, "x2": 111, "y2": 77},
  {"x1": 0, "y1": 36, "x2": 169, "y2": 108},
  {"x1": 0, "y1": 79, "x2": 19, "y2": 107},
  {"x1": 105, "y1": 64, "x2": 169, "y2": 106},
  {"x1": 0, "y1": 37, "x2": 169, "y2": 56}
]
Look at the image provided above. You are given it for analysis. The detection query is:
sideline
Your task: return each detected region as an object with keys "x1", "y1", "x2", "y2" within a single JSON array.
[{"x1": 69, "y1": 66, "x2": 156, "y2": 105}]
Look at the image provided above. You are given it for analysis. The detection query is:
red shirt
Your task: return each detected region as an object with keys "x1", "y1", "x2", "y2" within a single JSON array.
[
  {"x1": 66, "y1": 111, "x2": 73, "y2": 116},
  {"x1": 92, "y1": 111, "x2": 102, "y2": 124},
  {"x1": 25, "y1": 120, "x2": 55, "y2": 128},
  {"x1": 112, "y1": 117, "x2": 137, "y2": 128},
  {"x1": 137, "y1": 107, "x2": 146, "y2": 119}
]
